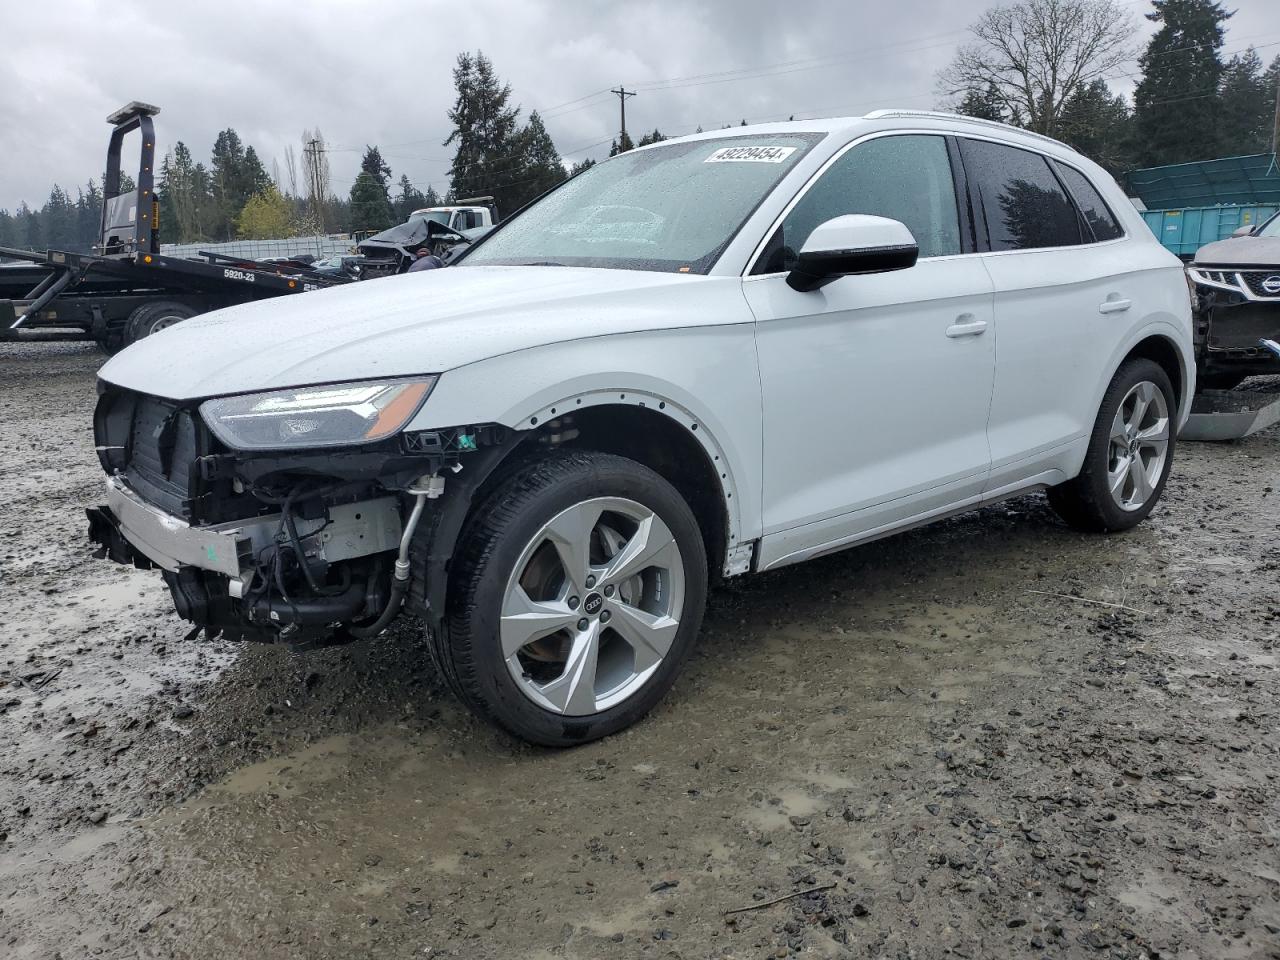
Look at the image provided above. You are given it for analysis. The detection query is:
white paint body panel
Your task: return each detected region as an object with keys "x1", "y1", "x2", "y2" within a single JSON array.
[
  {"x1": 745, "y1": 257, "x2": 996, "y2": 569},
  {"x1": 97, "y1": 113, "x2": 1194, "y2": 580}
]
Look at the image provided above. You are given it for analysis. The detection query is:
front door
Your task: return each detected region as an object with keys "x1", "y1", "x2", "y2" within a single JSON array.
[{"x1": 744, "y1": 133, "x2": 996, "y2": 569}]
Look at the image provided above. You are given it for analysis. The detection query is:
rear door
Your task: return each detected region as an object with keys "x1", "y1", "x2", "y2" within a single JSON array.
[{"x1": 959, "y1": 138, "x2": 1140, "y2": 493}]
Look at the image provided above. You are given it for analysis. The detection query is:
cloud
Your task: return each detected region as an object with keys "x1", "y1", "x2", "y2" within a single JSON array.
[{"x1": 1, "y1": 0, "x2": 1275, "y2": 211}]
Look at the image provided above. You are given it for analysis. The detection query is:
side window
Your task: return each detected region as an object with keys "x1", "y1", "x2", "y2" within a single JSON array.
[
  {"x1": 1053, "y1": 162, "x2": 1123, "y2": 242},
  {"x1": 755, "y1": 134, "x2": 961, "y2": 273},
  {"x1": 960, "y1": 139, "x2": 1082, "y2": 251}
]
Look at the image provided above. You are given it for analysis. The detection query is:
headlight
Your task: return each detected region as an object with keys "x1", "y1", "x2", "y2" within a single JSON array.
[{"x1": 200, "y1": 377, "x2": 437, "y2": 450}]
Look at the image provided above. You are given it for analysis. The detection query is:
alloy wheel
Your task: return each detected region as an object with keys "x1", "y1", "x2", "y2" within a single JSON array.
[
  {"x1": 1107, "y1": 381, "x2": 1170, "y2": 512},
  {"x1": 500, "y1": 497, "x2": 685, "y2": 716}
]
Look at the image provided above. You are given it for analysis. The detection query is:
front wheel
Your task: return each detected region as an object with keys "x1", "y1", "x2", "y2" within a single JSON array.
[
  {"x1": 435, "y1": 451, "x2": 708, "y2": 746},
  {"x1": 1048, "y1": 358, "x2": 1176, "y2": 532},
  {"x1": 124, "y1": 300, "x2": 197, "y2": 347}
]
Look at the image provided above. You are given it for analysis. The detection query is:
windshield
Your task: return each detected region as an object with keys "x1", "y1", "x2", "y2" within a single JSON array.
[
  {"x1": 1258, "y1": 213, "x2": 1280, "y2": 238},
  {"x1": 462, "y1": 133, "x2": 821, "y2": 274},
  {"x1": 415, "y1": 211, "x2": 450, "y2": 226}
]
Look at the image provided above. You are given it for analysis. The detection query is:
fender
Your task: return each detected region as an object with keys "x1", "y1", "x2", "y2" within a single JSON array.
[
  {"x1": 510, "y1": 387, "x2": 750, "y2": 573},
  {"x1": 1090, "y1": 316, "x2": 1196, "y2": 428},
  {"x1": 407, "y1": 326, "x2": 765, "y2": 565}
]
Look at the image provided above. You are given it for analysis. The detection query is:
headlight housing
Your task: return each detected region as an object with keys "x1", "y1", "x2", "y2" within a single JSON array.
[{"x1": 200, "y1": 377, "x2": 437, "y2": 450}]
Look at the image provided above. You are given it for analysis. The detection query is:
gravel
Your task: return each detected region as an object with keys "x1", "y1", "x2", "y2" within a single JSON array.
[{"x1": 1, "y1": 342, "x2": 1277, "y2": 959}]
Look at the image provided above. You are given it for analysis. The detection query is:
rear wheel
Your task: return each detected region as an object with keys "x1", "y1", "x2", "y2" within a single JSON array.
[
  {"x1": 124, "y1": 300, "x2": 197, "y2": 346},
  {"x1": 436, "y1": 451, "x2": 708, "y2": 746},
  {"x1": 1048, "y1": 358, "x2": 1175, "y2": 532}
]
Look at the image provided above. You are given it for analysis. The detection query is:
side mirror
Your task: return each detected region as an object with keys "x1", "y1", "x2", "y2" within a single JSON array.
[
  {"x1": 1231, "y1": 225, "x2": 1255, "y2": 238},
  {"x1": 786, "y1": 215, "x2": 919, "y2": 292}
]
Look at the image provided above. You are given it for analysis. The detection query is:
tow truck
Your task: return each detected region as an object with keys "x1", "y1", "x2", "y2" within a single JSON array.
[{"x1": 0, "y1": 102, "x2": 354, "y2": 352}]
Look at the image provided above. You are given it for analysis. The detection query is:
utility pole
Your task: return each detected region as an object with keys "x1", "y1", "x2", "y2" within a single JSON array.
[
  {"x1": 1272, "y1": 68, "x2": 1279, "y2": 160},
  {"x1": 611, "y1": 86, "x2": 637, "y2": 148},
  {"x1": 304, "y1": 137, "x2": 325, "y2": 233}
]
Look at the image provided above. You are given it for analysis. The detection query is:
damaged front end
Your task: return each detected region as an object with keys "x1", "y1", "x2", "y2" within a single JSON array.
[
  {"x1": 87, "y1": 382, "x2": 514, "y2": 645},
  {"x1": 1187, "y1": 265, "x2": 1280, "y2": 381}
]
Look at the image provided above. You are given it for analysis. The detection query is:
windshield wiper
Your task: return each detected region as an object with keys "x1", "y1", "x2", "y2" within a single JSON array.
[{"x1": 516, "y1": 260, "x2": 567, "y2": 267}]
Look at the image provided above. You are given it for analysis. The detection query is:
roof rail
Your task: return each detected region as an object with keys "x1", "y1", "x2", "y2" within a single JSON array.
[{"x1": 862, "y1": 109, "x2": 1075, "y2": 152}]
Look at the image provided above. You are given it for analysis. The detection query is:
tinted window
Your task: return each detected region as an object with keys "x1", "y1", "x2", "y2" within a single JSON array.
[
  {"x1": 960, "y1": 139, "x2": 1082, "y2": 251},
  {"x1": 1053, "y1": 163, "x2": 1122, "y2": 242},
  {"x1": 757, "y1": 135, "x2": 960, "y2": 273}
]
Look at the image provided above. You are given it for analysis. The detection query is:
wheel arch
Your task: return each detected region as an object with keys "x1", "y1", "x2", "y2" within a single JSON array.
[
  {"x1": 530, "y1": 400, "x2": 737, "y2": 581},
  {"x1": 409, "y1": 394, "x2": 748, "y2": 635},
  {"x1": 1096, "y1": 321, "x2": 1195, "y2": 426},
  {"x1": 1125, "y1": 333, "x2": 1186, "y2": 411}
]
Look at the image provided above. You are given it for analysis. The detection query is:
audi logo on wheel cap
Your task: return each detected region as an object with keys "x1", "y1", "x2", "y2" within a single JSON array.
[{"x1": 1262, "y1": 275, "x2": 1280, "y2": 295}]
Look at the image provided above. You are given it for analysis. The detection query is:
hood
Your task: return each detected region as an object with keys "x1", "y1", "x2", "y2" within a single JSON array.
[
  {"x1": 98, "y1": 266, "x2": 740, "y2": 400},
  {"x1": 1193, "y1": 234, "x2": 1280, "y2": 267}
]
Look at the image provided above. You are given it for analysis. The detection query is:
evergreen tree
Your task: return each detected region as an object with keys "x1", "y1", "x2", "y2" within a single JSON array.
[
  {"x1": 349, "y1": 172, "x2": 394, "y2": 232},
  {"x1": 507, "y1": 111, "x2": 566, "y2": 210},
  {"x1": 567, "y1": 158, "x2": 596, "y2": 177},
  {"x1": 158, "y1": 142, "x2": 214, "y2": 242},
  {"x1": 209, "y1": 129, "x2": 272, "y2": 239},
  {"x1": 422, "y1": 184, "x2": 443, "y2": 207},
  {"x1": 361, "y1": 147, "x2": 392, "y2": 189},
  {"x1": 210, "y1": 128, "x2": 248, "y2": 239},
  {"x1": 242, "y1": 146, "x2": 273, "y2": 197},
  {"x1": 0, "y1": 209, "x2": 17, "y2": 249},
  {"x1": 77, "y1": 180, "x2": 103, "y2": 250},
  {"x1": 956, "y1": 83, "x2": 1008, "y2": 123},
  {"x1": 445, "y1": 51, "x2": 524, "y2": 215},
  {"x1": 43, "y1": 186, "x2": 76, "y2": 250},
  {"x1": 1131, "y1": 0, "x2": 1232, "y2": 166},
  {"x1": 1218, "y1": 48, "x2": 1273, "y2": 155},
  {"x1": 394, "y1": 174, "x2": 427, "y2": 221},
  {"x1": 1058, "y1": 79, "x2": 1134, "y2": 174},
  {"x1": 608, "y1": 131, "x2": 635, "y2": 156},
  {"x1": 17, "y1": 203, "x2": 42, "y2": 249},
  {"x1": 636, "y1": 128, "x2": 666, "y2": 147}
]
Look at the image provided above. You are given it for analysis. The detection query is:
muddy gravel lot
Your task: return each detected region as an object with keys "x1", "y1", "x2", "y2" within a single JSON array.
[{"x1": 1, "y1": 341, "x2": 1277, "y2": 960}]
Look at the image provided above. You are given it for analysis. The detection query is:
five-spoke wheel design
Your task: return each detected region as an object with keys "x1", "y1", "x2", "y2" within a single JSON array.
[
  {"x1": 501, "y1": 497, "x2": 685, "y2": 716},
  {"x1": 1107, "y1": 380, "x2": 1170, "y2": 512}
]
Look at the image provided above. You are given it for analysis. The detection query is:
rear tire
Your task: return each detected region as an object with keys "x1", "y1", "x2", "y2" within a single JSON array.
[
  {"x1": 124, "y1": 300, "x2": 197, "y2": 347},
  {"x1": 436, "y1": 450, "x2": 708, "y2": 747},
  {"x1": 1048, "y1": 358, "x2": 1175, "y2": 532}
]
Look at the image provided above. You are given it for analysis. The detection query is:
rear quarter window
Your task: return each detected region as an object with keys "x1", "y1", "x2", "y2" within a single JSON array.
[{"x1": 1052, "y1": 162, "x2": 1123, "y2": 242}]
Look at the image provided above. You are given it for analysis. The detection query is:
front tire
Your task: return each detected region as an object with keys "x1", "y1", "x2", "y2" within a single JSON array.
[
  {"x1": 436, "y1": 451, "x2": 708, "y2": 747},
  {"x1": 1048, "y1": 358, "x2": 1175, "y2": 532},
  {"x1": 124, "y1": 300, "x2": 197, "y2": 347}
]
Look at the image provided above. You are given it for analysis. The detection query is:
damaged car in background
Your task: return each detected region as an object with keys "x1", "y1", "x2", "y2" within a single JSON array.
[
  {"x1": 88, "y1": 112, "x2": 1193, "y2": 746},
  {"x1": 356, "y1": 211, "x2": 491, "y2": 279},
  {"x1": 1186, "y1": 209, "x2": 1280, "y2": 388}
]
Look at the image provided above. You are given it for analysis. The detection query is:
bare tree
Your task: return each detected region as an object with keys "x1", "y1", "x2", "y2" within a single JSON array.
[
  {"x1": 937, "y1": 0, "x2": 1135, "y2": 136},
  {"x1": 282, "y1": 144, "x2": 299, "y2": 198}
]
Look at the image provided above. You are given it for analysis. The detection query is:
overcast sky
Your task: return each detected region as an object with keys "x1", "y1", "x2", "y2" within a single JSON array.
[{"x1": 1, "y1": 0, "x2": 1276, "y2": 211}]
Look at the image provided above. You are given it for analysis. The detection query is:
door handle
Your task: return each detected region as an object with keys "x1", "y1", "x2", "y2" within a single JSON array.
[
  {"x1": 945, "y1": 314, "x2": 988, "y2": 338},
  {"x1": 1098, "y1": 297, "x2": 1132, "y2": 315}
]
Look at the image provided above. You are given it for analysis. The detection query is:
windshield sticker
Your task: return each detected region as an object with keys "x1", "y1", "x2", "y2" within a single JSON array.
[{"x1": 704, "y1": 145, "x2": 797, "y2": 164}]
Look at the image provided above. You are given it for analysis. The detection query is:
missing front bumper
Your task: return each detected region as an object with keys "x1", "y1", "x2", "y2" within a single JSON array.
[{"x1": 87, "y1": 475, "x2": 403, "y2": 580}]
